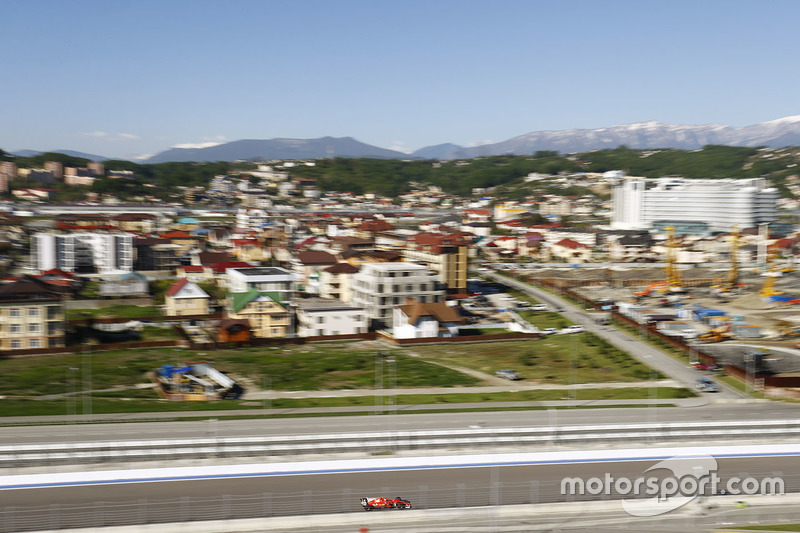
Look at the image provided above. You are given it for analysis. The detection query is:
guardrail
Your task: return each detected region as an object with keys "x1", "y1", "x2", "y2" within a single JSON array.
[{"x1": 5, "y1": 419, "x2": 800, "y2": 467}]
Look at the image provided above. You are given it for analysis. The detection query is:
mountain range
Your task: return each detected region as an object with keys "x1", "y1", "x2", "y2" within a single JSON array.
[{"x1": 14, "y1": 116, "x2": 800, "y2": 163}]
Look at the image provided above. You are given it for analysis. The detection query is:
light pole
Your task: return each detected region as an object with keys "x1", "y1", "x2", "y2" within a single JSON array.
[{"x1": 82, "y1": 342, "x2": 91, "y2": 420}]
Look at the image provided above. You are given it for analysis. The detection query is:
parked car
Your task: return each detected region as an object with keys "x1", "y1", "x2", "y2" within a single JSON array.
[
  {"x1": 541, "y1": 328, "x2": 559, "y2": 335},
  {"x1": 530, "y1": 304, "x2": 549, "y2": 311},
  {"x1": 560, "y1": 325, "x2": 586, "y2": 334},
  {"x1": 695, "y1": 377, "x2": 719, "y2": 393},
  {"x1": 495, "y1": 369, "x2": 522, "y2": 380}
]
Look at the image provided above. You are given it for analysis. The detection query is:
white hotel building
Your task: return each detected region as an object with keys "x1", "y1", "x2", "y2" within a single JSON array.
[{"x1": 611, "y1": 177, "x2": 778, "y2": 234}]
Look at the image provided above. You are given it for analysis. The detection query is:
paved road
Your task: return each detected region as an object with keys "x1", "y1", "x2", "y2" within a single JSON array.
[
  {"x1": 485, "y1": 271, "x2": 748, "y2": 400},
  {"x1": 2, "y1": 456, "x2": 796, "y2": 531}
]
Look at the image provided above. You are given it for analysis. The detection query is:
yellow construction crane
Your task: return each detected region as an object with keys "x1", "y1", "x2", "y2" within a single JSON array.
[
  {"x1": 727, "y1": 225, "x2": 740, "y2": 289},
  {"x1": 664, "y1": 226, "x2": 684, "y2": 292},
  {"x1": 760, "y1": 243, "x2": 783, "y2": 297},
  {"x1": 712, "y1": 225, "x2": 741, "y2": 296}
]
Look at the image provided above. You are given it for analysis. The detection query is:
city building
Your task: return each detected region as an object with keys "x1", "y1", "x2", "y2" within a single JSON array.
[
  {"x1": 0, "y1": 276, "x2": 66, "y2": 350},
  {"x1": 44, "y1": 161, "x2": 63, "y2": 179},
  {"x1": 403, "y1": 232, "x2": 470, "y2": 295},
  {"x1": 319, "y1": 262, "x2": 359, "y2": 302},
  {"x1": 611, "y1": 177, "x2": 778, "y2": 234},
  {"x1": 295, "y1": 298, "x2": 367, "y2": 337},
  {"x1": 351, "y1": 262, "x2": 444, "y2": 329},
  {"x1": 0, "y1": 162, "x2": 17, "y2": 193},
  {"x1": 32, "y1": 232, "x2": 134, "y2": 274}
]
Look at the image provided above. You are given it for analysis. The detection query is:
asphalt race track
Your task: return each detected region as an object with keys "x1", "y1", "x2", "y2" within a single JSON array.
[{"x1": 1, "y1": 455, "x2": 797, "y2": 531}]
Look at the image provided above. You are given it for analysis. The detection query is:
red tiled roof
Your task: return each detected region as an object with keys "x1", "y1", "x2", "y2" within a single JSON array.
[
  {"x1": 160, "y1": 231, "x2": 194, "y2": 239},
  {"x1": 210, "y1": 261, "x2": 252, "y2": 273},
  {"x1": 165, "y1": 278, "x2": 189, "y2": 297},
  {"x1": 555, "y1": 238, "x2": 588, "y2": 249}
]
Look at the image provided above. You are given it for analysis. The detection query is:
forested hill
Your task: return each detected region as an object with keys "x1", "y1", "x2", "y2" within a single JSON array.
[
  {"x1": 2, "y1": 145, "x2": 800, "y2": 201},
  {"x1": 286, "y1": 146, "x2": 800, "y2": 198}
]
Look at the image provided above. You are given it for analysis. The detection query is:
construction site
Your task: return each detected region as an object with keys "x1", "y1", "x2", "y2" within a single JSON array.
[{"x1": 505, "y1": 227, "x2": 800, "y2": 395}]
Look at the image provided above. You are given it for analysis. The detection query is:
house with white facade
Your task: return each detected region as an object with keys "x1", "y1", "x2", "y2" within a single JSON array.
[
  {"x1": 295, "y1": 298, "x2": 367, "y2": 337},
  {"x1": 392, "y1": 299, "x2": 465, "y2": 339}
]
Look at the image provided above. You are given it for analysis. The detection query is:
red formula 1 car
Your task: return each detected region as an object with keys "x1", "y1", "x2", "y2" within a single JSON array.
[{"x1": 360, "y1": 496, "x2": 412, "y2": 511}]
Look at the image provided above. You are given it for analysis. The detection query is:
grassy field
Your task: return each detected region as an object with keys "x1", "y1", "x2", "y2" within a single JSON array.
[
  {"x1": 0, "y1": 343, "x2": 480, "y2": 398},
  {"x1": 0, "y1": 335, "x2": 685, "y2": 417},
  {"x1": 408, "y1": 335, "x2": 663, "y2": 384}
]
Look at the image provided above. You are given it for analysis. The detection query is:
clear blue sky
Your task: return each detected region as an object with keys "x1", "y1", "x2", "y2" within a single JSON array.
[{"x1": 3, "y1": 0, "x2": 799, "y2": 159}]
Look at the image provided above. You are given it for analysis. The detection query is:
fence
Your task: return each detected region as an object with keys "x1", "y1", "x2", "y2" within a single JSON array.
[{"x1": 5, "y1": 419, "x2": 800, "y2": 467}]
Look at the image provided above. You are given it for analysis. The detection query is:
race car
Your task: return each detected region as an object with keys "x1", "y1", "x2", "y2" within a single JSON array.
[{"x1": 360, "y1": 496, "x2": 412, "y2": 510}]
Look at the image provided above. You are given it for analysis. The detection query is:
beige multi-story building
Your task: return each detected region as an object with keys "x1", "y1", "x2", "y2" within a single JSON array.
[
  {"x1": 319, "y1": 262, "x2": 359, "y2": 302},
  {"x1": 44, "y1": 161, "x2": 63, "y2": 179},
  {"x1": 0, "y1": 277, "x2": 66, "y2": 350},
  {"x1": 164, "y1": 278, "x2": 210, "y2": 316},
  {"x1": 0, "y1": 162, "x2": 17, "y2": 193},
  {"x1": 403, "y1": 232, "x2": 470, "y2": 295}
]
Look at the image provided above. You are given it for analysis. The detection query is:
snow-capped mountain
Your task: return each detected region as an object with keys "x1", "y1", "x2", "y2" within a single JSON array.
[{"x1": 418, "y1": 117, "x2": 800, "y2": 160}]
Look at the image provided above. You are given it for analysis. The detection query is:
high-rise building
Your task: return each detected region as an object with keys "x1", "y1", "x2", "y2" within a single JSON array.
[
  {"x1": 31, "y1": 232, "x2": 134, "y2": 274},
  {"x1": 0, "y1": 162, "x2": 17, "y2": 193},
  {"x1": 44, "y1": 161, "x2": 63, "y2": 179},
  {"x1": 611, "y1": 177, "x2": 778, "y2": 234},
  {"x1": 87, "y1": 162, "x2": 104, "y2": 176}
]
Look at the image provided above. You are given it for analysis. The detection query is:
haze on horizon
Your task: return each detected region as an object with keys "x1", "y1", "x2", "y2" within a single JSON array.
[{"x1": 3, "y1": 0, "x2": 799, "y2": 160}]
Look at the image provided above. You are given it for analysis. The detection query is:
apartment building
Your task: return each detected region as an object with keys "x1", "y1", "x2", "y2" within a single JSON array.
[
  {"x1": 403, "y1": 232, "x2": 470, "y2": 294},
  {"x1": 0, "y1": 277, "x2": 66, "y2": 350},
  {"x1": 351, "y1": 262, "x2": 444, "y2": 329},
  {"x1": 32, "y1": 232, "x2": 134, "y2": 274},
  {"x1": 319, "y1": 262, "x2": 359, "y2": 302}
]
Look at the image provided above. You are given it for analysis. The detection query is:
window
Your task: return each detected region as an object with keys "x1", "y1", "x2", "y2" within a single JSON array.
[
  {"x1": 28, "y1": 308, "x2": 39, "y2": 317},
  {"x1": 317, "y1": 316, "x2": 324, "y2": 324},
  {"x1": 10, "y1": 341, "x2": 21, "y2": 349},
  {"x1": 29, "y1": 339, "x2": 40, "y2": 348},
  {"x1": 29, "y1": 324, "x2": 40, "y2": 333},
  {"x1": 10, "y1": 324, "x2": 21, "y2": 334},
  {"x1": 9, "y1": 309, "x2": 20, "y2": 318}
]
